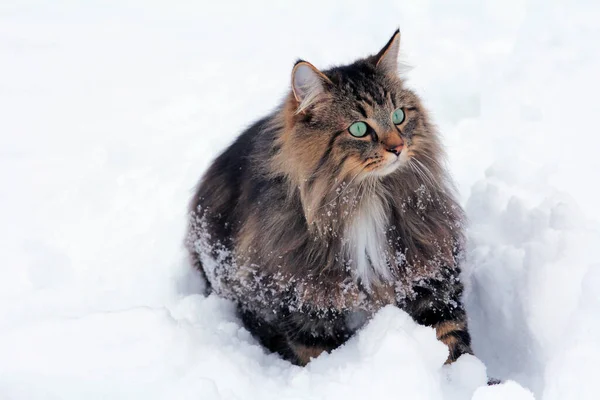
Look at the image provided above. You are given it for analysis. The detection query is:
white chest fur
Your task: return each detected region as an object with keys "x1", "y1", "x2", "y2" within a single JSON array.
[{"x1": 344, "y1": 195, "x2": 392, "y2": 288}]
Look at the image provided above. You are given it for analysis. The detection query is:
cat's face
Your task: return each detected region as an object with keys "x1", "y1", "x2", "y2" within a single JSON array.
[
  {"x1": 287, "y1": 31, "x2": 438, "y2": 186},
  {"x1": 304, "y1": 67, "x2": 424, "y2": 180}
]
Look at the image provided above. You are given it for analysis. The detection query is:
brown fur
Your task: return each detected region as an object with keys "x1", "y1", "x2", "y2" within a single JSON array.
[
  {"x1": 187, "y1": 30, "x2": 473, "y2": 367},
  {"x1": 291, "y1": 344, "x2": 328, "y2": 365}
]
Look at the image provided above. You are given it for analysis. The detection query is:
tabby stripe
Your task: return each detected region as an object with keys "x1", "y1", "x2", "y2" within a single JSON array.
[
  {"x1": 356, "y1": 103, "x2": 368, "y2": 118},
  {"x1": 439, "y1": 329, "x2": 472, "y2": 347},
  {"x1": 376, "y1": 85, "x2": 386, "y2": 103},
  {"x1": 332, "y1": 154, "x2": 349, "y2": 177},
  {"x1": 439, "y1": 329, "x2": 472, "y2": 363},
  {"x1": 310, "y1": 129, "x2": 346, "y2": 179}
]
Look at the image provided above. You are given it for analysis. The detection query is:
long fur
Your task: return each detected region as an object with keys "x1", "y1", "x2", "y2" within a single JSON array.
[{"x1": 186, "y1": 31, "x2": 473, "y2": 366}]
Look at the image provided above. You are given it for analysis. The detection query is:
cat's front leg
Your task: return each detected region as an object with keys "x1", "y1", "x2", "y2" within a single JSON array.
[
  {"x1": 432, "y1": 318, "x2": 473, "y2": 364},
  {"x1": 402, "y1": 280, "x2": 503, "y2": 385},
  {"x1": 284, "y1": 310, "x2": 352, "y2": 366},
  {"x1": 403, "y1": 276, "x2": 473, "y2": 364}
]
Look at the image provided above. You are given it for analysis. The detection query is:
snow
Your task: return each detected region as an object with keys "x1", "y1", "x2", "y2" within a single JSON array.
[{"x1": 1, "y1": 0, "x2": 599, "y2": 399}]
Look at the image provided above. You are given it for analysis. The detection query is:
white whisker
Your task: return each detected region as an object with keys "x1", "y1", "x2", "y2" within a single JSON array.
[
  {"x1": 317, "y1": 163, "x2": 367, "y2": 211},
  {"x1": 410, "y1": 159, "x2": 434, "y2": 188},
  {"x1": 414, "y1": 158, "x2": 439, "y2": 188},
  {"x1": 415, "y1": 152, "x2": 440, "y2": 168}
]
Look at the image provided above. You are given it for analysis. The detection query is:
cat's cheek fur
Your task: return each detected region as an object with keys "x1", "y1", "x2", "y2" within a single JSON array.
[{"x1": 373, "y1": 155, "x2": 403, "y2": 177}]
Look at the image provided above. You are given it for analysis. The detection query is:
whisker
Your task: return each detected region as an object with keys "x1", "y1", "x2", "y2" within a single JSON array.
[
  {"x1": 302, "y1": 153, "x2": 365, "y2": 183},
  {"x1": 316, "y1": 163, "x2": 368, "y2": 211},
  {"x1": 414, "y1": 158, "x2": 439, "y2": 188},
  {"x1": 410, "y1": 159, "x2": 434, "y2": 187},
  {"x1": 415, "y1": 152, "x2": 440, "y2": 168},
  {"x1": 410, "y1": 160, "x2": 426, "y2": 186}
]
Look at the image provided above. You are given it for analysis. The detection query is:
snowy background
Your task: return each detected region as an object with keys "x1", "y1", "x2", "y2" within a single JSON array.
[{"x1": 1, "y1": 0, "x2": 600, "y2": 399}]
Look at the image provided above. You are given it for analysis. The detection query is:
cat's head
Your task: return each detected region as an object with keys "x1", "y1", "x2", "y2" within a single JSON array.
[{"x1": 277, "y1": 30, "x2": 442, "y2": 188}]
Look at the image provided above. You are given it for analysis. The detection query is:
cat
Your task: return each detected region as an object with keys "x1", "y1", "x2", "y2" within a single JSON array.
[{"x1": 186, "y1": 30, "x2": 473, "y2": 367}]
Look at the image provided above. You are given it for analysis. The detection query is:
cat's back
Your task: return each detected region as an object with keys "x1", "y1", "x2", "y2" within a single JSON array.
[{"x1": 188, "y1": 116, "x2": 274, "y2": 238}]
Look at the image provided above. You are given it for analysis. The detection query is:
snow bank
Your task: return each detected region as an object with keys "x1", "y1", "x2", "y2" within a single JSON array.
[
  {"x1": 1, "y1": 0, "x2": 599, "y2": 399},
  {"x1": 463, "y1": 159, "x2": 600, "y2": 395},
  {"x1": 0, "y1": 299, "x2": 533, "y2": 400}
]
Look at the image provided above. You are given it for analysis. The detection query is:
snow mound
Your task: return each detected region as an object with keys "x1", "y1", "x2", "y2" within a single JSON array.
[
  {"x1": 473, "y1": 381, "x2": 534, "y2": 400},
  {"x1": 1, "y1": 297, "x2": 523, "y2": 399}
]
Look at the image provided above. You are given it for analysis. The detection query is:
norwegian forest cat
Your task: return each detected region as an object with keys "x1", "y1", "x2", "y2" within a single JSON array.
[{"x1": 187, "y1": 31, "x2": 473, "y2": 367}]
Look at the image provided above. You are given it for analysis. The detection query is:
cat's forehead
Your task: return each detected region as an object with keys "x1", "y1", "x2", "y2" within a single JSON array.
[{"x1": 325, "y1": 61, "x2": 399, "y2": 107}]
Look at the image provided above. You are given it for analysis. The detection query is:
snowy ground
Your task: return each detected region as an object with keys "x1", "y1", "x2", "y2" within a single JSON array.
[{"x1": 1, "y1": 0, "x2": 599, "y2": 399}]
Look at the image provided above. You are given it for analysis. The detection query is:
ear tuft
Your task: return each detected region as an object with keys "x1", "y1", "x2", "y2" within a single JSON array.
[
  {"x1": 374, "y1": 29, "x2": 401, "y2": 75},
  {"x1": 292, "y1": 61, "x2": 329, "y2": 113}
]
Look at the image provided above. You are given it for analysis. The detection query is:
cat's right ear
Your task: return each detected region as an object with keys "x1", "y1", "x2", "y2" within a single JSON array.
[
  {"x1": 292, "y1": 61, "x2": 331, "y2": 113},
  {"x1": 374, "y1": 29, "x2": 401, "y2": 76}
]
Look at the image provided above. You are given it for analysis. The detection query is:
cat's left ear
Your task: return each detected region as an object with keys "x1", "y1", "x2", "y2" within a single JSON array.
[{"x1": 373, "y1": 29, "x2": 401, "y2": 75}]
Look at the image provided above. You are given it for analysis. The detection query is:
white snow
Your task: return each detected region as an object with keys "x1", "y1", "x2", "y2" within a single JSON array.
[{"x1": 1, "y1": 0, "x2": 599, "y2": 399}]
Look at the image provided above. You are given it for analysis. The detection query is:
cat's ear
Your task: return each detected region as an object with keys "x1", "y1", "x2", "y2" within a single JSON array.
[
  {"x1": 292, "y1": 60, "x2": 331, "y2": 112},
  {"x1": 374, "y1": 29, "x2": 401, "y2": 75}
]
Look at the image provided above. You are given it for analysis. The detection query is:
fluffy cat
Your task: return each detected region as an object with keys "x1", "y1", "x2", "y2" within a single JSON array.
[{"x1": 187, "y1": 30, "x2": 473, "y2": 366}]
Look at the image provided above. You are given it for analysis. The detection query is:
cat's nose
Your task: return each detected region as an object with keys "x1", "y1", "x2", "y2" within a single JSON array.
[
  {"x1": 384, "y1": 137, "x2": 405, "y2": 156},
  {"x1": 386, "y1": 145, "x2": 402, "y2": 155}
]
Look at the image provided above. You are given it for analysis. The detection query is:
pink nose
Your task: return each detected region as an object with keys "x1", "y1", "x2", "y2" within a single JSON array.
[
  {"x1": 386, "y1": 145, "x2": 403, "y2": 155},
  {"x1": 385, "y1": 137, "x2": 405, "y2": 156}
]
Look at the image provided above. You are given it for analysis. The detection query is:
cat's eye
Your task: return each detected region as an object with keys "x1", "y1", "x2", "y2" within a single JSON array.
[
  {"x1": 349, "y1": 121, "x2": 368, "y2": 137},
  {"x1": 392, "y1": 108, "x2": 405, "y2": 125}
]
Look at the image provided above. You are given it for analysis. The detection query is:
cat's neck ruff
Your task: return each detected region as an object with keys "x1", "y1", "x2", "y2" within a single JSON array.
[{"x1": 343, "y1": 191, "x2": 392, "y2": 289}]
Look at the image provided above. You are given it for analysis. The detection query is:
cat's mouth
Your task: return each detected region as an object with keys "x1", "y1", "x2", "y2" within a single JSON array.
[{"x1": 368, "y1": 149, "x2": 409, "y2": 177}]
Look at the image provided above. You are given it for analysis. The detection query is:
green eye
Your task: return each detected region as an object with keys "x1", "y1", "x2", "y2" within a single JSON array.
[
  {"x1": 392, "y1": 108, "x2": 405, "y2": 125},
  {"x1": 349, "y1": 121, "x2": 368, "y2": 137}
]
